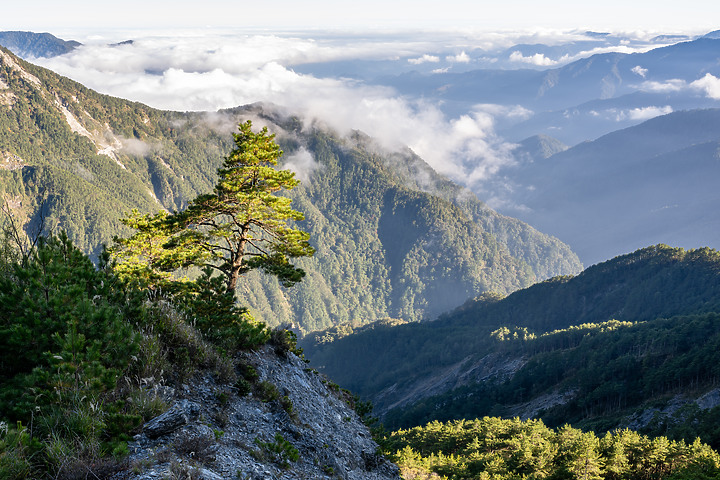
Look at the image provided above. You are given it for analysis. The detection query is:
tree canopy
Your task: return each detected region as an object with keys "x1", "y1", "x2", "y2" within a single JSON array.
[{"x1": 112, "y1": 120, "x2": 314, "y2": 293}]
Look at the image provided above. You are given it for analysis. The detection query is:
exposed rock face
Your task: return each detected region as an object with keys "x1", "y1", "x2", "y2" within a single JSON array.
[
  {"x1": 626, "y1": 387, "x2": 720, "y2": 431},
  {"x1": 142, "y1": 399, "x2": 201, "y2": 439},
  {"x1": 373, "y1": 352, "x2": 526, "y2": 417},
  {"x1": 113, "y1": 346, "x2": 400, "y2": 480}
]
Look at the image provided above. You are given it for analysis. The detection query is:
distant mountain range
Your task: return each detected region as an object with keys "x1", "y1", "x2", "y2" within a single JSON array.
[
  {"x1": 321, "y1": 32, "x2": 720, "y2": 265},
  {"x1": 0, "y1": 46, "x2": 581, "y2": 333},
  {"x1": 3, "y1": 29, "x2": 719, "y2": 317},
  {"x1": 377, "y1": 36, "x2": 720, "y2": 144},
  {"x1": 497, "y1": 108, "x2": 720, "y2": 265},
  {"x1": 0, "y1": 31, "x2": 80, "y2": 58}
]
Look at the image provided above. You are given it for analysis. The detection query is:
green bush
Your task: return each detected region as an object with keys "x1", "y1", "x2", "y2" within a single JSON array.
[
  {"x1": 254, "y1": 433, "x2": 299, "y2": 469},
  {"x1": 257, "y1": 381, "x2": 280, "y2": 403},
  {"x1": 0, "y1": 422, "x2": 36, "y2": 479}
]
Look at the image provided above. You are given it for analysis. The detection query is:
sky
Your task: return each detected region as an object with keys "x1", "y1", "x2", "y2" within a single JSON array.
[{"x1": 3, "y1": 0, "x2": 719, "y2": 34}]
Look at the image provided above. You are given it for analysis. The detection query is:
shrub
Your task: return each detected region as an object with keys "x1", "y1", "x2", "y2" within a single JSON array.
[
  {"x1": 269, "y1": 327, "x2": 303, "y2": 358},
  {"x1": 256, "y1": 381, "x2": 280, "y2": 403},
  {"x1": 0, "y1": 421, "x2": 36, "y2": 479},
  {"x1": 253, "y1": 433, "x2": 299, "y2": 469}
]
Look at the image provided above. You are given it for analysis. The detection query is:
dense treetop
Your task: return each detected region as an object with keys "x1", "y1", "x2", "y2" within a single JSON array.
[{"x1": 381, "y1": 416, "x2": 720, "y2": 480}]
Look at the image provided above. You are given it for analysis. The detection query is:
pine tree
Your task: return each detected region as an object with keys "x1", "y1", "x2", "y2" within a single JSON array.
[{"x1": 112, "y1": 120, "x2": 314, "y2": 293}]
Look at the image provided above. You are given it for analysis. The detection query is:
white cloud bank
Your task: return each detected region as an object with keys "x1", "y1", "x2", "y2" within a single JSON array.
[
  {"x1": 446, "y1": 51, "x2": 471, "y2": 63},
  {"x1": 616, "y1": 106, "x2": 674, "y2": 121},
  {"x1": 37, "y1": 33, "x2": 517, "y2": 187},
  {"x1": 691, "y1": 73, "x2": 720, "y2": 99}
]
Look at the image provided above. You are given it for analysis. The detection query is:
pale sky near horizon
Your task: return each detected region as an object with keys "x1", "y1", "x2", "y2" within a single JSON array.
[{"x1": 2, "y1": 0, "x2": 718, "y2": 36}]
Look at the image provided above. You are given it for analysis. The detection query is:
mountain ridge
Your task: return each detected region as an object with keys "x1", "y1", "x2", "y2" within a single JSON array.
[
  {"x1": 302, "y1": 244, "x2": 720, "y2": 446},
  {"x1": 0, "y1": 46, "x2": 582, "y2": 333},
  {"x1": 0, "y1": 31, "x2": 80, "y2": 58},
  {"x1": 501, "y1": 108, "x2": 720, "y2": 264}
]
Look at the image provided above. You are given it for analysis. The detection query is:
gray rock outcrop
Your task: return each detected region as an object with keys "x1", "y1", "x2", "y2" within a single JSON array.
[{"x1": 113, "y1": 345, "x2": 400, "y2": 480}]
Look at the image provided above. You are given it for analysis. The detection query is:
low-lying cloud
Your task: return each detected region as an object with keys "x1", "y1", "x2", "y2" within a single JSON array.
[
  {"x1": 509, "y1": 51, "x2": 560, "y2": 66},
  {"x1": 691, "y1": 73, "x2": 720, "y2": 99},
  {"x1": 639, "y1": 74, "x2": 720, "y2": 99},
  {"x1": 446, "y1": 51, "x2": 471, "y2": 63},
  {"x1": 631, "y1": 65, "x2": 648, "y2": 78},
  {"x1": 587, "y1": 106, "x2": 674, "y2": 122},
  {"x1": 640, "y1": 79, "x2": 687, "y2": 93},
  {"x1": 34, "y1": 29, "x2": 685, "y2": 193},
  {"x1": 408, "y1": 54, "x2": 440, "y2": 65},
  {"x1": 37, "y1": 33, "x2": 521, "y2": 188},
  {"x1": 613, "y1": 105, "x2": 674, "y2": 121},
  {"x1": 283, "y1": 148, "x2": 322, "y2": 182}
]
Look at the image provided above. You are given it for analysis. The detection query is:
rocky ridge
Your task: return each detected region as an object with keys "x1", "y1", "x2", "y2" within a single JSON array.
[{"x1": 114, "y1": 346, "x2": 400, "y2": 480}]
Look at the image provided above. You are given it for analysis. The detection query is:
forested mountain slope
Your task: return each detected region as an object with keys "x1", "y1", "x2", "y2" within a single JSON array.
[
  {"x1": 0, "y1": 46, "x2": 581, "y2": 332},
  {"x1": 303, "y1": 245, "x2": 720, "y2": 446}
]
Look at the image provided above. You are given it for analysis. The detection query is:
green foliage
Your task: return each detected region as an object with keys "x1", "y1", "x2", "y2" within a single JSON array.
[
  {"x1": 0, "y1": 232, "x2": 150, "y2": 477},
  {"x1": 386, "y1": 312, "x2": 720, "y2": 439},
  {"x1": 303, "y1": 245, "x2": 720, "y2": 439},
  {"x1": 0, "y1": 230, "x2": 239, "y2": 478},
  {"x1": 269, "y1": 326, "x2": 303, "y2": 358},
  {"x1": 381, "y1": 417, "x2": 720, "y2": 480},
  {"x1": 112, "y1": 120, "x2": 314, "y2": 292},
  {"x1": 175, "y1": 267, "x2": 271, "y2": 353},
  {"x1": 111, "y1": 120, "x2": 311, "y2": 351},
  {"x1": 256, "y1": 381, "x2": 280, "y2": 403},
  {"x1": 253, "y1": 433, "x2": 300, "y2": 469},
  {"x1": 0, "y1": 422, "x2": 38, "y2": 479},
  {"x1": 280, "y1": 395, "x2": 297, "y2": 421},
  {"x1": 0, "y1": 232, "x2": 140, "y2": 420}
]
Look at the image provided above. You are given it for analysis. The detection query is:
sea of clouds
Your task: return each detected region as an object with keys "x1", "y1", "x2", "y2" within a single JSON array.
[{"x1": 33, "y1": 29, "x2": 696, "y2": 189}]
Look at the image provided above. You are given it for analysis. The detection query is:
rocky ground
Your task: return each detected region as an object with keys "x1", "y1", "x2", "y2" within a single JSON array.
[{"x1": 112, "y1": 345, "x2": 400, "y2": 480}]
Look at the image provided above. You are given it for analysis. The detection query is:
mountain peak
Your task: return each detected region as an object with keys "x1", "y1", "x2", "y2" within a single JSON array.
[
  {"x1": 0, "y1": 31, "x2": 80, "y2": 58},
  {"x1": 703, "y1": 29, "x2": 720, "y2": 39}
]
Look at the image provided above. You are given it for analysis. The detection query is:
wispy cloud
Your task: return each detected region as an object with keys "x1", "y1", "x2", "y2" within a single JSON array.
[
  {"x1": 631, "y1": 65, "x2": 648, "y2": 78},
  {"x1": 509, "y1": 51, "x2": 560, "y2": 66},
  {"x1": 446, "y1": 51, "x2": 471, "y2": 63},
  {"x1": 638, "y1": 74, "x2": 720, "y2": 100},
  {"x1": 408, "y1": 54, "x2": 440, "y2": 65},
  {"x1": 639, "y1": 79, "x2": 687, "y2": 92},
  {"x1": 616, "y1": 105, "x2": 674, "y2": 121},
  {"x1": 283, "y1": 147, "x2": 322, "y2": 182}
]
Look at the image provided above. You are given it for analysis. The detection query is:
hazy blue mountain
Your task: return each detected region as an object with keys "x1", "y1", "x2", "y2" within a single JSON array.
[
  {"x1": 513, "y1": 134, "x2": 568, "y2": 163},
  {"x1": 0, "y1": 31, "x2": 80, "y2": 58},
  {"x1": 376, "y1": 36, "x2": 720, "y2": 142},
  {"x1": 292, "y1": 31, "x2": 677, "y2": 80},
  {"x1": 496, "y1": 108, "x2": 720, "y2": 265},
  {"x1": 392, "y1": 36, "x2": 720, "y2": 110},
  {"x1": 500, "y1": 91, "x2": 713, "y2": 144}
]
